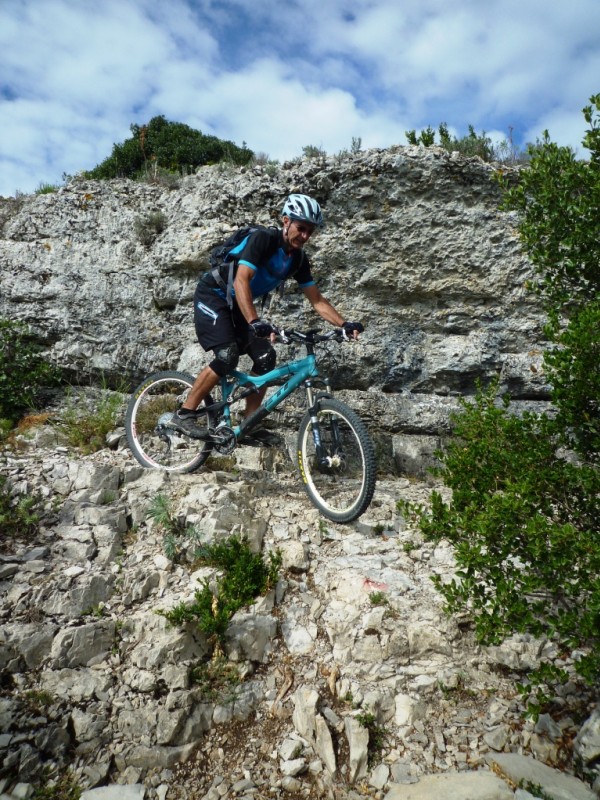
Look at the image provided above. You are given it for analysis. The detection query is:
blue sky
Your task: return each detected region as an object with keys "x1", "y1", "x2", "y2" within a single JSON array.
[{"x1": 1, "y1": 0, "x2": 599, "y2": 197}]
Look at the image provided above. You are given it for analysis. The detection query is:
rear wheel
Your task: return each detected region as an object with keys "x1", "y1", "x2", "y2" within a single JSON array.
[
  {"x1": 297, "y1": 398, "x2": 376, "y2": 523},
  {"x1": 125, "y1": 371, "x2": 214, "y2": 473}
]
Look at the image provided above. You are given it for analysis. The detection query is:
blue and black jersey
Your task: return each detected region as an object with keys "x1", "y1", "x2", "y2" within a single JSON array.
[{"x1": 202, "y1": 227, "x2": 315, "y2": 300}]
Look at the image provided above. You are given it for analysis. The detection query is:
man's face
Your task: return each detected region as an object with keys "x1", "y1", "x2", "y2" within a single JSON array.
[{"x1": 283, "y1": 216, "x2": 316, "y2": 250}]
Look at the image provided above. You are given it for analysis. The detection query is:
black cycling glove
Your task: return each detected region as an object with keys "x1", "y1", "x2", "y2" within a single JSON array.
[
  {"x1": 249, "y1": 318, "x2": 275, "y2": 338},
  {"x1": 342, "y1": 321, "x2": 364, "y2": 337}
]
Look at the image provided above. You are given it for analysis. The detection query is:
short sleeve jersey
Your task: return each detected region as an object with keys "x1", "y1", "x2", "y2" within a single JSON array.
[{"x1": 228, "y1": 228, "x2": 315, "y2": 299}]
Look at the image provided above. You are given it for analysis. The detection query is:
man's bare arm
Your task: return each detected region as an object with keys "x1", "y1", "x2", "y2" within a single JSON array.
[
  {"x1": 233, "y1": 265, "x2": 260, "y2": 322},
  {"x1": 302, "y1": 284, "x2": 346, "y2": 327}
]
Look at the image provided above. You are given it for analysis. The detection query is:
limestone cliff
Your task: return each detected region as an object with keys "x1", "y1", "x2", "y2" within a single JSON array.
[{"x1": 0, "y1": 147, "x2": 548, "y2": 431}]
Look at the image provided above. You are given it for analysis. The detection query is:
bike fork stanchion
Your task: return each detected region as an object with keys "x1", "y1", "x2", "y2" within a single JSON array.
[
  {"x1": 318, "y1": 378, "x2": 344, "y2": 454},
  {"x1": 305, "y1": 381, "x2": 328, "y2": 466}
]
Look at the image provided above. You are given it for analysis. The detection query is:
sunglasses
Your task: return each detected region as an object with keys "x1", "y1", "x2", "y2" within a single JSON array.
[{"x1": 292, "y1": 221, "x2": 316, "y2": 236}]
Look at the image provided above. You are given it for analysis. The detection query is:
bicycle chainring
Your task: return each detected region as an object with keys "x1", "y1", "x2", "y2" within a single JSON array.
[{"x1": 213, "y1": 425, "x2": 237, "y2": 455}]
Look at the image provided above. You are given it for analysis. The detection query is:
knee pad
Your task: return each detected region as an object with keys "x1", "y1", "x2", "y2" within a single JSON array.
[
  {"x1": 251, "y1": 345, "x2": 276, "y2": 375},
  {"x1": 210, "y1": 342, "x2": 239, "y2": 376}
]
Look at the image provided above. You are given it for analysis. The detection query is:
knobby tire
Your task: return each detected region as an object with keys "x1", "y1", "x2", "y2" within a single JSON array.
[
  {"x1": 125, "y1": 371, "x2": 213, "y2": 473},
  {"x1": 297, "y1": 398, "x2": 376, "y2": 523}
]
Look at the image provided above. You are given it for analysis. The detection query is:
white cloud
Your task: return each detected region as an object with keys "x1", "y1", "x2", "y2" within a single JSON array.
[
  {"x1": 525, "y1": 105, "x2": 592, "y2": 157},
  {"x1": 179, "y1": 57, "x2": 408, "y2": 160}
]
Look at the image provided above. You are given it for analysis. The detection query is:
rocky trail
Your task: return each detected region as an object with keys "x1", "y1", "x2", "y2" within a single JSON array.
[{"x1": 1, "y1": 412, "x2": 599, "y2": 800}]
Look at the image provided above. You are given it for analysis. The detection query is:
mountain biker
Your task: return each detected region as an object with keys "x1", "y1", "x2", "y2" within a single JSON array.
[{"x1": 169, "y1": 193, "x2": 364, "y2": 439}]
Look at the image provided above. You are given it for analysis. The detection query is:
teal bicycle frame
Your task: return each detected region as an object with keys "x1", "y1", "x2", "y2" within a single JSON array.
[{"x1": 214, "y1": 348, "x2": 329, "y2": 441}]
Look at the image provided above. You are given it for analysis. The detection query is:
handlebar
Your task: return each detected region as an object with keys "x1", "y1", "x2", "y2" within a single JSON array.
[{"x1": 274, "y1": 327, "x2": 351, "y2": 345}]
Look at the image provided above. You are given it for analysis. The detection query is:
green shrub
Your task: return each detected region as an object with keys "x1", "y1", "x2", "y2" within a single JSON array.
[
  {"x1": 302, "y1": 144, "x2": 327, "y2": 159},
  {"x1": 406, "y1": 126, "x2": 436, "y2": 147},
  {"x1": 251, "y1": 153, "x2": 280, "y2": 176},
  {"x1": 32, "y1": 771, "x2": 81, "y2": 800},
  {"x1": 0, "y1": 319, "x2": 60, "y2": 425},
  {"x1": 369, "y1": 591, "x2": 388, "y2": 607},
  {"x1": 501, "y1": 133, "x2": 599, "y2": 314},
  {"x1": 134, "y1": 210, "x2": 167, "y2": 247},
  {"x1": 23, "y1": 689, "x2": 55, "y2": 712},
  {"x1": 544, "y1": 300, "x2": 600, "y2": 461},
  {"x1": 402, "y1": 96, "x2": 600, "y2": 712},
  {"x1": 264, "y1": 162, "x2": 279, "y2": 177},
  {"x1": 0, "y1": 418, "x2": 14, "y2": 438},
  {"x1": 161, "y1": 535, "x2": 281, "y2": 651},
  {"x1": 439, "y1": 123, "x2": 495, "y2": 161},
  {"x1": 399, "y1": 385, "x2": 600, "y2": 689},
  {"x1": 355, "y1": 711, "x2": 389, "y2": 767},
  {"x1": 85, "y1": 115, "x2": 253, "y2": 180},
  {"x1": 164, "y1": 581, "x2": 232, "y2": 647},
  {"x1": 189, "y1": 655, "x2": 240, "y2": 701},
  {"x1": 148, "y1": 493, "x2": 202, "y2": 563},
  {"x1": 58, "y1": 388, "x2": 125, "y2": 453},
  {"x1": 501, "y1": 95, "x2": 600, "y2": 462},
  {"x1": 35, "y1": 182, "x2": 59, "y2": 194},
  {"x1": 406, "y1": 123, "x2": 529, "y2": 163},
  {"x1": 0, "y1": 474, "x2": 43, "y2": 540}
]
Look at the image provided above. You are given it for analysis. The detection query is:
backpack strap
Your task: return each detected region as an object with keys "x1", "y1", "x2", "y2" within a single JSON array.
[{"x1": 211, "y1": 259, "x2": 237, "y2": 309}]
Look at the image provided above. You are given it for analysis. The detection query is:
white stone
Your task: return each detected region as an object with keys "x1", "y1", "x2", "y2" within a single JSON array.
[
  {"x1": 64, "y1": 565, "x2": 86, "y2": 577},
  {"x1": 394, "y1": 694, "x2": 426, "y2": 727},
  {"x1": 81, "y1": 786, "x2": 145, "y2": 800}
]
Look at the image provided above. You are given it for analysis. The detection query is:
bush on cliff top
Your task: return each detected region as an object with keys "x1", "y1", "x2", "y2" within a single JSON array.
[
  {"x1": 406, "y1": 122, "x2": 530, "y2": 164},
  {"x1": 85, "y1": 115, "x2": 253, "y2": 181}
]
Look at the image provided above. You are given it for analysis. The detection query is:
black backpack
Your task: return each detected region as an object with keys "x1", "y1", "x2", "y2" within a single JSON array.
[
  {"x1": 208, "y1": 224, "x2": 268, "y2": 308},
  {"x1": 209, "y1": 224, "x2": 268, "y2": 271},
  {"x1": 208, "y1": 224, "x2": 300, "y2": 308}
]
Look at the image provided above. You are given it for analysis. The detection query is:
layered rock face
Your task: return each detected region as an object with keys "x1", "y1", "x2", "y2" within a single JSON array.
[{"x1": 0, "y1": 146, "x2": 548, "y2": 445}]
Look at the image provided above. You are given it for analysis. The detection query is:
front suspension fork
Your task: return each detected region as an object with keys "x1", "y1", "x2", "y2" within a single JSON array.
[{"x1": 305, "y1": 380, "x2": 340, "y2": 468}]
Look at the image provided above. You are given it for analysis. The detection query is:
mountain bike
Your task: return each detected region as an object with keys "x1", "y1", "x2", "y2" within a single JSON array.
[{"x1": 125, "y1": 328, "x2": 377, "y2": 523}]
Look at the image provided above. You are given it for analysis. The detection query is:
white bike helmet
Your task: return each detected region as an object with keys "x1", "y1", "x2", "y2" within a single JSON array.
[{"x1": 282, "y1": 194, "x2": 324, "y2": 226}]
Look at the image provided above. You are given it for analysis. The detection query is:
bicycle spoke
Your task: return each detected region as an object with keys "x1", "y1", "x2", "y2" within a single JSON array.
[
  {"x1": 125, "y1": 372, "x2": 212, "y2": 473},
  {"x1": 297, "y1": 399, "x2": 376, "y2": 522}
]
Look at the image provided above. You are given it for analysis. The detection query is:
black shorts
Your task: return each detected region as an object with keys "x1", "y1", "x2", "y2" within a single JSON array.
[
  {"x1": 194, "y1": 282, "x2": 248, "y2": 351},
  {"x1": 193, "y1": 281, "x2": 274, "y2": 365}
]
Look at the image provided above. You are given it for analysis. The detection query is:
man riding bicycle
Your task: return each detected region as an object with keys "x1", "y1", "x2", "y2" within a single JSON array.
[{"x1": 169, "y1": 193, "x2": 364, "y2": 439}]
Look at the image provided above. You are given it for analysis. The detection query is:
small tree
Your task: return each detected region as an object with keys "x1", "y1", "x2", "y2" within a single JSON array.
[
  {"x1": 501, "y1": 94, "x2": 600, "y2": 461},
  {"x1": 86, "y1": 115, "x2": 253, "y2": 180},
  {"x1": 402, "y1": 96, "x2": 600, "y2": 706},
  {"x1": 0, "y1": 319, "x2": 60, "y2": 427},
  {"x1": 405, "y1": 126, "x2": 436, "y2": 147},
  {"x1": 302, "y1": 144, "x2": 327, "y2": 159}
]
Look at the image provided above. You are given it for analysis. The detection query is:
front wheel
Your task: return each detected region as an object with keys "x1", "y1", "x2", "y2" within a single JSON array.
[
  {"x1": 125, "y1": 371, "x2": 213, "y2": 473},
  {"x1": 297, "y1": 398, "x2": 376, "y2": 523}
]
